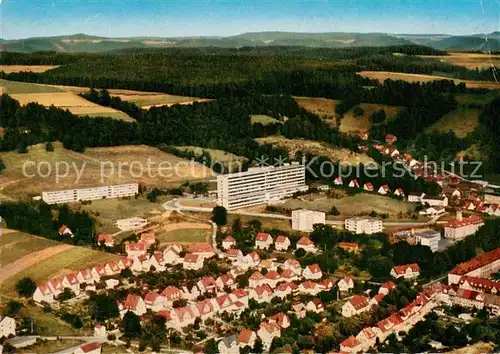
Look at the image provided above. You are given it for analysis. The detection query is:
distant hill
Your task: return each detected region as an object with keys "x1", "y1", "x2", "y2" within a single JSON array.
[{"x1": 1, "y1": 31, "x2": 499, "y2": 53}]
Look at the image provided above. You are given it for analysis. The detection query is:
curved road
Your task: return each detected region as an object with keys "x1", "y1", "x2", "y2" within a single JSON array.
[{"x1": 163, "y1": 198, "x2": 445, "y2": 228}]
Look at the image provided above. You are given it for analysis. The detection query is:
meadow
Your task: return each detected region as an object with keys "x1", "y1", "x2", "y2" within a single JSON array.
[{"x1": 0, "y1": 65, "x2": 59, "y2": 73}]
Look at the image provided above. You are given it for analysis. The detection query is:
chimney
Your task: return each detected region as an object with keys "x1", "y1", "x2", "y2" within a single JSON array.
[{"x1": 456, "y1": 209, "x2": 463, "y2": 221}]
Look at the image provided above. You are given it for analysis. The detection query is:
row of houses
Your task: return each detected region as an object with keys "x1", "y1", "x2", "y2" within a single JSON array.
[
  {"x1": 223, "y1": 233, "x2": 317, "y2": 253},
  {"x1": 334, "y1": 177, "x2": 405, "y2": 197},
  {"x1": 341, "y1": 281, "x2": 396, "y2": 318}
]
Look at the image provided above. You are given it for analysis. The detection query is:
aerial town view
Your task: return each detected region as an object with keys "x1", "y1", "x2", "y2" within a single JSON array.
[{"x1": 0, "y1": 0, "x2": 499, "y2": 353}]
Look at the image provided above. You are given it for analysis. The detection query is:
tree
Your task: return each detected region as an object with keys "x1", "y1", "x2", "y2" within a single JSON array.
[
  {"x1": 353, "y1": 106, "x2": 365, "y2": 117},
  {"x1": 204, "y1": 338, "x2": 219, "y2": 354},
  {"x1": 16, "y1": 277, "x2": 37, "y2": 297},
  {"x1": 369, "y1": 210, "x2": 377, "y2": 217},
  {"x1": 120, "y1": 268, "x2": 133, "y2": 278},
  {"x1": 329, "y1": 206, "x2": 340, "y2": 215},
  {"x1": 57, "y1": 288, "x2": 76, "y2": 302},
  {"x1": 211, "y1": 206, "x2": 227, "y2": 226},
  {"x1": 4, "y1": 300, "x2": 22, "y2": 315},
  {"x1": 123, "y1": 311, "x2": 142, "y2": 338},
  {"x1": 294, "y1": 248, "x2": 306, "y2": 258},
  {"x1": 45, "y1": 141, "x2": 54, "y2": 152},
  {"x1": 87, "y1": 294, "x2": 119, "y2": 322},
  {"x1": 0, "y1": 158, "x2": 5, "y2": 174}
]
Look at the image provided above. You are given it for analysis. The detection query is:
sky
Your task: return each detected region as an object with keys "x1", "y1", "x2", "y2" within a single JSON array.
[{"x1": 1, "y1": 0, "x2": 499, "y2": 39}]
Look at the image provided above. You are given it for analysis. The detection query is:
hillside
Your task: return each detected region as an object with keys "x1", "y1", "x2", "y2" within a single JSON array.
[{"x1": 1, "y1": 31, "x2": 499, "y2": 52}]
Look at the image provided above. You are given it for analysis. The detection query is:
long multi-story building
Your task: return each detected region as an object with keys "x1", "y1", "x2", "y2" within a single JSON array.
[
  {"x1": 345, "y1": 217, "x2": 383, "y2": 235},
  {"x1": 444, "y1": 211, "x2": 484, "y2": 241},
  {"x1": 216, "y1": 163, "x2": 308, "y2": 210},
  {"x1": 42, "y1": 183, "x2": 139, "y2": 204},
  {"x1": 448, "y1": 247, "x2": 500, "y2": 285}
]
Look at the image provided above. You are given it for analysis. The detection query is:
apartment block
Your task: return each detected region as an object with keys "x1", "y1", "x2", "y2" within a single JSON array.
[
  {"x1": 291, "y1": 209, "x2": 325, "y2": 231},
  {"x1": 42, "y1": 183, "x2": 139, "y2": 204},
  {"x1": 216, "y1": 163, "x2": 308, "y2": 210},
  {"x1": 345, "y1": 217, "x2": 383, "y2": 235}
]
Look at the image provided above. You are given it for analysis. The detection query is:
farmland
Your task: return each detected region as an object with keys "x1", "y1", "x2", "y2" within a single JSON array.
[
  {"x1": 174, "y1": 146, "x2": 248, "y2": 165},
  {"x1": 250, "y1": 114, "x2": 283, "y2": 125},
  {"x1": 426, "y1": 107, "x2": 481, "y2": 138},
  {"x1": 0, "y1": 230, "x2": 62, "y2": 266},
  {"x1": 358, "y1": 71, "x2": 500, "y2": 90},
  {"x1": 157, "y1": 227, "x2": 211, "y2": 245},
  {"x1": 294, "y1": 96, "x2": 400, "y2": 133},
  {"x1": 255, "y1": 136, "x2": 375, "y2": 165},
  {"x1": 281, "y1": 193, "x2": 416, "y2": 217},
  {"x1": 0, "y1": 142, "x2": 214, "y2": 200},
  {"x1": 0, "y1": 65, "x2": 59, "y2": 73},
  {"x1": 420, "y1": 52, "x2": 500, "y2": 70}
]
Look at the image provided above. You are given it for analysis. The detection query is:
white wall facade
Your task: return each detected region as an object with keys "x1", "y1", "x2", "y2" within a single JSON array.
[
  {"x1": 291, "y1": 209, "x2": 326, "y2": 231},
  {"x1": 42, "y1": 183, "x2": 139, "y2": 204}
]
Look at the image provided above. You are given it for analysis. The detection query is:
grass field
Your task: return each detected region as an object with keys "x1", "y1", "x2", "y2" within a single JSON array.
[
  {"x1": 19, "y1": 339, "x2": 84, "y2": 353},
  {"x1": 420, "y1": 52, "x2": 500, "y2": 70},
  {"x1": 255, "y1": 136, "x2": 375, "y2": 166},
  {"x1": 358, "y1": 71, "x2": 500, "y2": 90},
  {"x1": 0, "y1": 79, "x2": 63, "y2": 94},
  {"x1": 250, "y1": 114, "x2": 283, "y2": 125},
  {"x1": 0, "y1": 142, "x2": 214, "y2": 200},
  {"x1": 281, "y1": 193, "x2": 416, "y2": 217},
  {"x1": 0, "y1": 230, "x2": 60, "y2": 265},
  {"x1": 0, "y1": 244, "x2": 119, "y2": 296},
  {"x1": 426, "y1": 107, "x2": 481, "y2": 138},
  {"x1": 157, "y1": 228, "x2": 211, "y2": 244},
  {"x1": 456, "y1": 91, "x2": 500, "y2": 106},
  {"x1": 294, "y1": 96, "x2": 400, "y2": 133},
  {"x1": 174, "y1": 146, "x2": 248, "y2": 165},
  {"x1": 0, "y1": 65, "x2": 59, "y2": 73}
]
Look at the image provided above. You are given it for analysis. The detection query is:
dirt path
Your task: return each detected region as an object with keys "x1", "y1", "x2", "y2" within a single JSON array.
[{"x1": 0, "y1": 244, "x2": 73, "y2": 283}]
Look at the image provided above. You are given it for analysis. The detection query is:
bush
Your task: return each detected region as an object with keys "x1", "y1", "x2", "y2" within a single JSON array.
[
  {"x1": 329, "y1": 206, "x2": 340, "y2": 215},
  {"x1": 4, "y1": 300, "x2": 22, "y2": 315},
  {"x1": 353, "y1": 106, "x2": 365, "y2": 117},
  {"x1": 45, "y1": 141, "x2": 55, "y2": 152},
  {"x1": 294, "y1": 248, "x2": 306, "y2": 258}
]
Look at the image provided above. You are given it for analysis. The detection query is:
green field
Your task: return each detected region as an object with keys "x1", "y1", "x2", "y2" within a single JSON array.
[
  {"x1": 157, "y1": 228, "x2": 210, "y2": 244},
  {"x1": 281, "y1": 193, "x2": 416, "y2": 217},
  {"x1": 426, "y1": 107, "x2": 481, "y2": 138},
  {"x1": 250, "y1": 114, "x2": 283, "y2": 125},
  {"x1": 21, "y1": 339, "x2": 85, "y2": 352},
  {"x1": 0, "y1": 79, "x2": 63, "y2": 94},
  {"x1": 175, "y1": 145, "x2": 247, "y2": 165},
  {"x1": 455, "y1": 91, "x2": 500, "y2": 106},
  {"x1": 0, "y1": 231, "x2": 60, "y2": 265},
  {"x1": 76, "y1": 111, "x2": 136, "y2": 122},
  {"x1": 0, "y1": 246, "x2": 119, "y2": 296}
]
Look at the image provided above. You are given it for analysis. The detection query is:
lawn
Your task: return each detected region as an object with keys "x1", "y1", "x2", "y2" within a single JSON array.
[
  {"x1": 20, "y1": 339, "x2": 85, "y2": 353},
  {"x1": 0, "y1": 79, "x2": 63, "y2": 94},
  {"x1": 0, "y1": 231, "x2": 60, "y2": 265},
  {"x1": 426, "y1": 107, "x2": 481, "y2": 138},
  {"x1": 157, "y1": 228, "x2": 211, "y2": 244},
  {"x1": 174, "y1": 146, "x2": 248, "y2": 165},
  {"x1": 281, "y1": 193, "x2": 416, "y2": 217},
  {"x1": 0, "y1": 246, "x2": 119, "y2": 296}
]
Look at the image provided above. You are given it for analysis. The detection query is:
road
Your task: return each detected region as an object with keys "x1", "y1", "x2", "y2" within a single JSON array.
[{"x1": 163, "y1": 197, "x2": 445, "y2": 228}]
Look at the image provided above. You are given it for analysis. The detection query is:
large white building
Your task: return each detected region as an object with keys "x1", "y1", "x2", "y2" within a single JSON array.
[
  {"x1": 444, "y1": 211, "x2": 484, "y2": 241},
  {"x1": 415, "y1": 230, "x2": 441, "y2": 253},
  {"x1": 345, "y1": 217, "x2": 383, "y2": 235},
  {"x1": 216, "y1": 163, "x2": 308, "y2": 210},
  {"x1": 42, "y1": 183, "x2": 139, "y2": 204},
  {"x1": 291, "y1": 209, "x2": 325, "y2": 231}
]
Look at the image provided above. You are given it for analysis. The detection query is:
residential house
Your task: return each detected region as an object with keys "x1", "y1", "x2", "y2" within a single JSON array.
[
  {"x1": 144, "y1": 292, "x2": 166, "y2": 312},
  {"x1": 394, "y1": 188, "x2": 405, "y2": 197},
  {"x1": 363, "y1": 183, "x2": 374, "y2": 192},
  {"x1": 105, "y1": 279, "x2": 119, "y2": 290},
  {"x1": 275, "y1": 282, "x2": 297, "y2": 299},
  {"x1": 77, "y1": 269, "x2": 96, "y2": 284},
  {"x1": 94, "y1": 324, "x2": 106, "y2": 338},
  {"x1": 74, "y1": 342, "x2": 101, "y2": 354},
  {"x1": 280, "y1": 269, "x2": 298, "y2": 282},
  {"x1": 391, "y1": 264, "x2": 420, "y2": 279},
  {"x1": 226, "y1": 248, "x2": 244, "y2": 262},
  {"x1": 149, "y1": 252, "x2": 166, "y2": 271},
  {"x1": 283, "y1": 258, "x2": 302, "y2": 275},
  {"x1": 378, "y1": 281, "x2": 396, "y2": 295},
  {"x1": 181, "y1": 284, "x2": 201, "y2": 301},
  {"x1": 303, "y1": 264, "x2": 322, "y2": 280},
  {"x1": 408, "y1": 192, "x2": 425, "y2": 203},
  {"x1": 334, "y1": 176, "x2": 343, "y2": 185},
  {"x1": 265, "y1": 271, "x2": 281, "y2": 288},
  {"x1": 183, "y1": 254, "x2": 204, "y2": 270},
  {"x1": 120, "y1": 294, "x2": 146, "y2": 317},
  {"x1": 340, "y1": 336, "x2": 364, "y2": 353},
  {"x1": 249, "y1": 271, "x2": 266, "y2": 288},
  {"x1": 360, "y1": 132, "x2": 369, "y2": 140},
  {"x1": 189, "y1": 243, "x2": 216, "y2": 259},
  {"x1": 378, "y1": 185, "x2": 390, "y2": 195},
  {"x1": 444, "y1": 212, "x2": 484, "y2": 241},
  {"x1": 292, "y1": 303, "x2": 306, "y2": 318},
  {"x1": 348, "y1": 179, "x2": 360, "y2": 188},
  {"x1": 213, "y1": 294, "x2": 234, "y2": 313},
  {"x1": 47, "y1": 278, "x2": 64, "y2": 297},
  {"x1": 370, "y1": 293, "x2": 386, "y2": 307},
  {"x1": 306, "y1": 298, "x2": 324, "y2": 313},
  {"x1": 255, "y1": 232, "x2": 273, "y2": 250},
  {"x1": 299, "y1": 281, "x2": 321, "y2": 296},
  {"x1": 249, "y1": 284, "x2": 274, "y2": 303},
  {"x1": 161, "y1": 286, "x2": 183, "y2": 305},
  {"x1": 0, "y1": 316, "x2": 16, "y2": 338},
  {"x1": 342, "y1": 295, "x2": 371, "y2": 317},
  {"x1": 218, "y1": 335, "x2": 239, "y2": 354},
  {"x1": 139, "y1": 231, "x2": 156, "y2": 246},
  {"x1": 257, "y1": 322, "x2": 281, "y2": 350},
  {"x1": 97, "y1": 233, "x2": 114, "y2": 247},
  {"x1": 338, "y1": 242, "x2": 359, "y2": 253},
  {"x1": 194, "y1": 299, "x2": 215, "y2": 320},
  {"x1": 270, "y1": 313, "x2": 291, "y2": 329},
  {"x1": 230, "y1": 289, "x2": 249, "y2": 307},
  {"x1": 90, "y1": 265, "x2": 106, "y2": 281},
  {"x1": 385, "y1": 134, "x2": 397, "y2": 144},
  {"x1": 241, "y1": 252, "x2": 260, "y2": 268},
  {"x1": 197, "y1": 277, "x2": 217, "y2": 294},
  {"x1": 125, "y1": 242, "x2": 148, "y2": 257},
  {"x1": 104, "y1": 260, "x2": 122, "y2": 275},
  {"x1": 216, "y1": 274, "x2": 237, "y2": 291},
  {"x1": 130, "y1": 255, "x2": 150, "y2": 273},
  {"x1": 61, "y1": 273, "x2": 80, "y2": 295},
  {"x1": 259, "y1": 259, "x2": 277, "y2": 272},
  {"x1": 163, "y1": 246, "x2": 182, "y2": 265},
  {"x1": 448, "y1": 248, "x2": 500, "y2": 285},
  {"x1": 319, "y1": 279, "x2": 335, "y2": 291},
  {"x1": 419, "y1": 206, "x2": 446, "y2": 216},
  {"x1": 338, "y1": 276, "x2": 355, "y2": 293},
  {"x1": 222, "y1": 236, "x2": 236, "y2": 250},
  {"x1": 238, "y1": 329, "x2": 257, "y2": 349},
  {"x1": 296, "y1": 236, "x2": 316, "y2": 253},
  {"x1": 168, "y1": 306, "x2": 196, "y2": 329},
  {"x1": 274, "y1": 235, "x2": 291, "y2": 251},
  {"x1": 421, "y1": 194, "x2": 448, "y2": 207},
  {"x1": 59, "y1": 225, "x2": 73, "y2": 237}
]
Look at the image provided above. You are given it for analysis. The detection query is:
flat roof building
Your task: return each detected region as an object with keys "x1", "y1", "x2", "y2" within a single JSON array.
[
  {"x1": 216, "y1": 163, "x2": 308, "y2": 210},
  {"x1": 291, "y1": 209, "x2": 325, "y2": 231},
  {"x1": 345, "y1": 217, "x2": 382, "y2": 235},
  {"x1": 414, "y1": 230, "x2": 441, "y2": 253},
  {"x1": 42, "y1": 183, "x2": 138, "y2": 204}
]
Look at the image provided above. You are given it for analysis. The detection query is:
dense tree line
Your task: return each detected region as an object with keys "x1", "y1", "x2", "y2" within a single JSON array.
[
  {"x1": 477, "y1": 96, "x2": 500, "y2": 173},
  {"x1": 80, "y1": 88, "x2": 145, "y2": 120},
  {"x1": 0, "y1": 201, "x2": 96, "y2": 245}
]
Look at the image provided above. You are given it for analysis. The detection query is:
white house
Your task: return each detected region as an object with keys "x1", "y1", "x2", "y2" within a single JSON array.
[
  {"x1": 342, "y1": 295, "x2": 371, "y2": 317},
  {"x1": 94, "y1": 324, "x2": 106, "y2": 338},
  {"x1": 222, "y1": 236, "x2": 236, "y2": 249},
  {"x1": 239, "y1": 329, "x2": 257, "y2": 349},
  {"x1": 394, "y1": 188, "x2": 405, "y2": 197},
  {"x1": 270, "y1": 313, "x2": 291, "y2": 329},
  {"x1": 306, "y1": 298, "x2": 324, "y2": 313},
  {"x1": 298, "y1": 281, "x2": 321, "y2": 296},
  {"x1": 216, "y1": 274, "x2": 237, "y2": 290},
  {"x1": 378, "y1": 185, "x2": 390, "y2": 195},
  {"x1": 391, "y1": 264, "x2": 420, "y2": 279},
  {"x1": 296, "y1": 236, "x2": 316, "y2": 253},
  {"x1": 218, "y1": 335, "x2": 239, "y2": 354},
  {"x1": 33, "y1": 283, "x2": 55, "y2": 303},
  {"x1": 226, "y1": 248, "x2": 244, "y2": 262},
  {"x1": 241, "y1": 252, "x2": 260, "y2": 268},
  {"x1": 120, "y1": 294, "x2": 147, "y2": 317},
  {"x1": 349, "y1": 179, "x2": 360, "y2": 188},
  {"x1": 0, "y1": 316, "x2": 16, "y2": 338},
  {"x1": 421, "y1": 194, "x2": 448, "y2": 207},
  {"x1": 183, "y1": 253, "x2": 204, "y2": 270},
  {"x1": 197, "y1": 277, "x2": 217, "y2": 294},
  {"x1": 274, "y1": 235, "x2": 291, "y2": 251},
  {"x1": 419, "y1": 206, "x2": 446, "y2": 217},
  {"x1": 444, "y1": 212, "x2": 484, "y2": 241},
  {"x1": 249, "y1": 284, "x2": 274, "y2": 303},
  {"x1": 363, "y1": 182, "x2": 374, "y2": 192},
  {"x1": 378, "y1": 281, "x2": 396, "y2": 295},
  {"x1": 125, "y1": 242, "x2": 148, "y2": 257},
  {"x1": 283, "y1": 258, "x2": 302, "y2": 275},
  {"x1": 115, "y1": 217, "x2": 147, "y2": 231},
  {"x1": 249, "y1": 271, "x2": 266, "y2": 288},
  {"x1": 257, "y1": 322, "x2": 281, "y2": 350},
  {"x1": 255, "y1": 232, "x2": 273, "y2": 250},
  {"x1": 334, "y1": 176, "x2": 343, "y2": 185},
  {"x1": 338, "y1": 276, "x2": 354, "y2": 293},
  {"x1": 161, "y1": 286, "x2": 183, "y2": 305},
  {"x1": 291, "y1": 209, "x2": 325, "y2": 231},
  {"x1": 303, "y1": 264, "x2": 323, "y2": 280},
  {"x1": 97, "y1": 233, "x2": 114, "y2": 247},
  {"x1": 144, "y1": 292, "x2": 167, "y2": 312}
]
